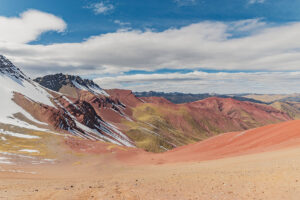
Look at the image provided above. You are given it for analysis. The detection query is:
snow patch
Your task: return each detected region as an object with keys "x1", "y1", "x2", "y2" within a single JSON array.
[
  {"x1": 0, "y1": 168, "x2": 36, "y2": 174},
  {"x1": 0, "y1": 74, "x2": 54, "y2": 129},
  {"x1": 72, "y1": 80, "x2": 109, "y2": 96},
  {"x1": 0, "y1": 152, "x2": 35, "y2": 159},
  {"x1": 19, "y1": 149, "x2": 40, "y2": 153},
  {"x1": 62, "y1": 96, "x2": 79, "y2": 110},
  {"x1": 0, "y1": 157, "x2": 13, "y2": 164},
  {"x1": 0, "y1": 129, "x2": 40, "y2": 139}
]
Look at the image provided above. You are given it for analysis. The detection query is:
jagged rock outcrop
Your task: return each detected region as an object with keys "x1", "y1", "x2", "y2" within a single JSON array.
[{"x1": 34, "y1": 73, "x2": 108, "y2": 97}]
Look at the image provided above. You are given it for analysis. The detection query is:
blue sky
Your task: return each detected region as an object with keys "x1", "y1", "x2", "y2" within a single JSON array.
[
  {"x1": 1, "y1": 0, "x2": 300, "y2": 93},
  {"x1": 1, "y1": 0, "x2": 300, "y2": 44}
]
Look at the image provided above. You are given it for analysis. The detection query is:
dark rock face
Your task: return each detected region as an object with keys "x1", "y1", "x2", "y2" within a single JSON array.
[
  {"x1": 0, "y1": 55, "x2": 26, "y2": 80},
  {"x1": 34, "y1": 73, "x2": 102, "y2": 92}
]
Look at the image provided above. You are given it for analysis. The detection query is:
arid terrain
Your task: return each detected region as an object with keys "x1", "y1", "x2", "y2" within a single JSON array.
[
  {"x1": 1, "y1": 55, "x2": 300, "y2": 200},
  {"x1": 2, "y1": 120, "x2": 300, "y2": 200},
  {"x1": 2, "y1": 1, "x2": 300, "y2": 199},
  {"x1": 1, "y1": 144, "x2": 300, "y2": 200}
]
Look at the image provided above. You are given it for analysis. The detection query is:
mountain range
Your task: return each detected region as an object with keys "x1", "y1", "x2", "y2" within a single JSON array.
[
  {"x1": 0, "y1": 54, "x2": 296, "y2": 154},
  {"x1": 134, "y1": 91, "x2": 266, "y2": 104},
  {"x1": 2, "y1": 55, "x2": 300, "y2": 199}
]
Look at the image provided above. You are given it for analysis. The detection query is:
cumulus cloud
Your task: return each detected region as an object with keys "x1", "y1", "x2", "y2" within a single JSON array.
[
  {"x1": 0, "y1": 9, "x2": 66, "y2": 44},
  {"x1": 86, "y1": 1, "x2": 114, "y2": 15},
  {"x1": 1, "y1": 10, "x2": 300, "y2": 84},
  {"x1": 94, "y1": 71, "x2": 300, "y2": 94}
]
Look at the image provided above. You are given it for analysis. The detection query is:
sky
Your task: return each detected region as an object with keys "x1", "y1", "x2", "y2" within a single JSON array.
[{"x1": 1, "y1": 0, "x2": 300, "y2": 94}]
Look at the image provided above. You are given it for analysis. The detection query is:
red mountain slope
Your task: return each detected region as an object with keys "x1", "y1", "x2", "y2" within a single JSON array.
[
  {"x1": 111, "y1": 120, "x2": 300, "y2": 164},
  {"x1": 29, "y1": 73, "x2": 291, "y2": 152},
  {"x1": 112, "y1": 94, "x2": 291, "y2": 152},
  {"x1": 159, "y1": 119, "x2": 300, "y2": 162}
]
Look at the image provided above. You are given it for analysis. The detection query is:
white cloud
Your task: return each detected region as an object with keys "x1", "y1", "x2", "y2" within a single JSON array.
[
  {"x1": 94, "y1": 71, "x2": 300, "y2": 94},
  {"x1": 229, "y1": 19, "x2": 266, "y2": 32},
  {"x1": 0, "y1": 9, "x2": 66, "y2": 44},
  {"x1": 86, "y1": 1, "x2": 114, "y2": 15},
  {"x1": 114, "y1": 20, "x2": 131, "y2": 26},
  {"x1": 249, "y1": 0, "x2": 266, "y2": 4},
  {"x1": 1, "y1": 10, "x2": 300, "y2": 95}
]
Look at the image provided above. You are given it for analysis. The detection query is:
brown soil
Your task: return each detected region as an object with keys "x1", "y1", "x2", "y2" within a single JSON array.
[
  {"x1": 1, "y1": 147, "x2": 300, "y2": 200},
  {"x1": 2, "y1": 120, "x2": 300, "y2": 199}
]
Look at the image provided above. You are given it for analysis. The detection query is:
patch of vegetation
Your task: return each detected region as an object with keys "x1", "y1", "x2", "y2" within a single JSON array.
[
  {"x1": 122, "y1": 104, "x2": 214, "y2": 152},
  {"x1": 126, "y1": 128, "x2": 172, "y2": 152}
]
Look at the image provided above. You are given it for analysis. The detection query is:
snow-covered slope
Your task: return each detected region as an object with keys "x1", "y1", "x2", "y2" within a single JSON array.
[
  {"x1": 0, "y1": 55, "x2": 134, "y2": 147},
  {"x1": 0, "y1": 55, "x2": 55, "y2": 129}
]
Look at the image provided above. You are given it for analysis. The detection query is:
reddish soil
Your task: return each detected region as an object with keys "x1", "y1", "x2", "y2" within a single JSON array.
[
  {"x1": 187, "y1": 97, "x2": 291, "y2": 122},
  {"x1": 135, "y1": 96, "x2": 292, "y2": 140},
  {"x1": 131, "y1": 119, "x2": 300, "y2": 164},
  {"x1": 2, "y1": 120, "x2": 300, "y2": 200},
  {"x1": 64, "y1": 120, "x2": 300, "y2": 165},
  {"x1": 106, "y1": 89, "x2": 143, "y2": 107}
]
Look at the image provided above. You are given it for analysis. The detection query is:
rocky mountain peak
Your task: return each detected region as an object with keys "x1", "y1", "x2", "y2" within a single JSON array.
[
  {"x1": 34, "y1": 73, "x2": 108, "y2": 96},
  {"x1": 0, "y1": 55, "x2": 26, "y2": 80}
]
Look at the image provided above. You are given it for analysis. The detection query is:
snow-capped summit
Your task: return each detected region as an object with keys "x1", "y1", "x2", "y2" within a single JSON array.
[{"x1": 0, "y1": 55, "x2": 27, "y2": 80}]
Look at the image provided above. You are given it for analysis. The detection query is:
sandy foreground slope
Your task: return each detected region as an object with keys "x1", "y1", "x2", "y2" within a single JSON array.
[
  {"x1": 1, "y1": 148, "x2": 300, "y2": 200},
  {"x1": 2, "y1": 121, "x2": 300, "y2": 200}
]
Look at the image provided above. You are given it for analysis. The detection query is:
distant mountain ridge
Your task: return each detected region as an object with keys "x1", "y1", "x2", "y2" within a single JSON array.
[
  {"x1": 134, "y1": 91, "x2": 265, "y2": 104},
  {"x1": 243, "y1": 94, "x2": 300, "y2": 103}
]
